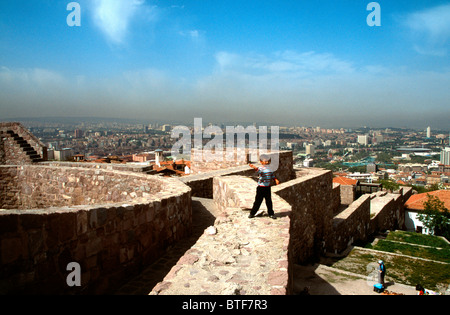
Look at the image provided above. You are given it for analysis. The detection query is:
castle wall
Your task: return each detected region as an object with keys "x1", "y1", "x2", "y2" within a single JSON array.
[
  {"x1": 369, "y1": 187, "x2": 411, "y2": 235},
  {"x1": 41, "y1": 161, "x2": 153, "y2": 174},
  {"x1": 273, "y1": 169, "x2": 334, "y2": 264},
  {"x1": 180, "y1": 165, "x2": 254, "y2": 199},
  {"x1": 340, "y1": 184, "x2": 356, "y2": 205},
  {"x1": 190, "y1": 150, "x2": 295, "y2": 183},
  {"x1": 330, "y1": 194, "x2": 371, "y2": 254},
  {"x1": 0, "y1": 165, "x2": 167, "y2": 210},
  {"x1": 331, "y1": 183, "x2": 342, "y2": 214},
  {"x1": 0, "y1": 165, "x2": 192, "y2": 294},
  {"x1": 0, "y1": 122, "x2": 47, "y2": 164}
]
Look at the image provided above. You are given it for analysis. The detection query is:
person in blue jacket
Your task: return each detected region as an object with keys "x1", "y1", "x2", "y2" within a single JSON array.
[{"x1": 378, "y1": 260, "x2": 386, "y2": 287}]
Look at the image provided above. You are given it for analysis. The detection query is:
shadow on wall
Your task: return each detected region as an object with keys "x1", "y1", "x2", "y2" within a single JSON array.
[{"x1": 114, "y1": 198, "x2": 217, "y2": 294}]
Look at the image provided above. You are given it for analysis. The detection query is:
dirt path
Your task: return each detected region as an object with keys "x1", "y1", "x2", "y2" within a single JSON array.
[{"x1": 293, "y1": 263, "x2": 418, "y2": 295}]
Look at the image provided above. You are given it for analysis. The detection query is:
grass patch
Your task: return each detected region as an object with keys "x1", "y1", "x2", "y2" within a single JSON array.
[
  {"x1": 372, "y1": 239, "x2": 450, "y2": 263},
  {"x1": 331, "y1": 248, "x2": 450, "y2": 292},
  {"x1": 330, "y1": 231, "x2": 450, "y2": 292},
  {"x1": 386, "y1": 230, "x2": 450, "y2": 248}
]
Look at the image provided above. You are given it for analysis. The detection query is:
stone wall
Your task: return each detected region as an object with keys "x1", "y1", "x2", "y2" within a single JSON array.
[
  {"x1": 0, "y1": 122, "x2": 47, "y2": 164},
  {"x1": 368, "y1": 186, "x2": 412, "y2": 235},
  {"x1": 41, "y1": 161, "x2": 153, "y2": 174},
  {"x1": 182, "y1": 151, "x2": 295, "y2": 199},
  {"x1": 0, "y1": 165, "x2": 192, "y2": 294},
  {"x1": 190, "y1": 150, "x2": 295, "y2": 183},
  {"x1": 340, "y1": 184, "x2": 356, "y2": 205},
  {"x1": 329, "y1": 186, "x2": 413, "y2": 254},
  {"x1": 0, "y1": 165, "x2": 166, "y2": 210},
  {"x1": 331, "y1": 183, "x2": 341, "y2": 214},
  {"x1": 180, "y1": 166, "x2": 254, "y2": 199},
  {"x1": 273, "y1": 168, "x2": 334, "y2": 264},
  {"x1": 330, "y1": 194, "x2": 371, "y2": 254}
]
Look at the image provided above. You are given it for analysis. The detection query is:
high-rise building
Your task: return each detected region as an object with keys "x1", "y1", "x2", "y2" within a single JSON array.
[
  {"x1": 426, "y1": 126, "x2": 431, "y2": 138},
  {"x1": 441, "y1": 147, "x2": 450, "y2": 165},
  {"x1": 74, "y1": 129, "x2": 83, "y2": 138},
  {"x1": 305, "y1": 144, "x2": 315, "y2": 156},
  {"x1": 357, "y1": 135, "x2": 369, "y2": 146}
]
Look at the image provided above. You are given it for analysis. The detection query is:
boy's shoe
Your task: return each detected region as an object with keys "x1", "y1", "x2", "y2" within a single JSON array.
[
  {"x1": 248, "y1": 214, "x2": 255, "y2": 218},
  {"x1": 269, "y1": 215, "x2": 276, "y2": 220}
]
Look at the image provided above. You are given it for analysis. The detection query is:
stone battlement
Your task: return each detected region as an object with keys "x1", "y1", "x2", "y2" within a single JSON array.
[{"x1": 0, "y1": 165, "x2": 191, "y2": 294}]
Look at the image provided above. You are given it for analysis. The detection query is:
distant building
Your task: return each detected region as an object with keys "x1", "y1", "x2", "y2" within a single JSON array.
[
  {"x1": 286, "y1": 142, "x2": 296, "y2": 150},
  {"x1": 73, "y1": 154, "x2": 85, "y2": 162},
  {"x1": 74, "y1": 129, "x2": 83, "y2": 139},
  {"x1": 357, "y1": 135, "x2": 369, "y2": 146},
  {"x1": 440, "y1": 147, "x2": 450, "y2": 165},
  {"x1": 54, "y1": 148, "x2": 73, "y2": 161},
  {"x1": 374, "y1": 134, "x2": 384, "y2": 143},
  {"x1": 303, "y1": 158, "x2": 314, "y2": 167},
  {"x1": 426, "y1": 126, "x2": 431, "y2": 138},
  {"x1": 132, "y1": 153, "x2": 153, "y2": 163},
  {"x1": 305, "y1": 144, "x2": 315, "y2": 156},
  {"x1": 155, "y1": 149, "x2": 164, "y2": 167},
  {"x1": 162, "y1": 125, "x2": 172, "y2": 132},
  {"x1": 366, "y1": 163, "x2": 378, "y2": 173}
]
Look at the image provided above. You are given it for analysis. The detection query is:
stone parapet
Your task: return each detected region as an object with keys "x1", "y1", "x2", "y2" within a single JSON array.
[
  {"x1": 273, "y1": 168, "x2": 334, "y2": 264},
  {"x1": 0, "y1": 165, "x2": 170, "y2": 210},
  {"x1": 41, "y1": 161, "x2": 153, "y2": 174},
  {"x1": 0, "y1": 165, "x2": 192, "y2": 294},
  {"x1": 180, "y1": 165, "x2": 254, "y2": 198},
  {"x1": 330, "y1": 194, "x2": 371, "y2": 254}
]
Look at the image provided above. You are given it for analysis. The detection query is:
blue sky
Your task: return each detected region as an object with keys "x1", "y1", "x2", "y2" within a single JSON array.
[{"x1": 1, "y1": 0, "x2": 449, "y2": 129}]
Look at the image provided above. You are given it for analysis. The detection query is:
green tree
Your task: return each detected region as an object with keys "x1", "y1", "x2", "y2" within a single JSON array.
[
  {"x1": 380, "y1": 179, "x2": 400, "y2": 192},
  {"x1": 417, "y1": 194, "x2": 450, "y2": 240}
]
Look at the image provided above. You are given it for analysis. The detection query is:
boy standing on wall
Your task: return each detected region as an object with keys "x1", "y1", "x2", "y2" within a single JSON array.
[{"x1": 248, "y1": 154, "x2": 280, "y2": 219}]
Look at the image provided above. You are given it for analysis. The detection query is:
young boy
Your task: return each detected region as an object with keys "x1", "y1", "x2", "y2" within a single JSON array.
[{"x1": 248, "y1": 154, "x2": 280, "y2": 219}]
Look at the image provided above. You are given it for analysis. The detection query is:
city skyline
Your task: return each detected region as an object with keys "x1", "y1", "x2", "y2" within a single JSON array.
[{"x1": 1, "y1": 1, "x2": 449, "y2": 129}]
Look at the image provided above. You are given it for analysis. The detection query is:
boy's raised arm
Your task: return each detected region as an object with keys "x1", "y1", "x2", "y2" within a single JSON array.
[{"x1": 248, "y1": 163, "x2": 258, "y2": 170}]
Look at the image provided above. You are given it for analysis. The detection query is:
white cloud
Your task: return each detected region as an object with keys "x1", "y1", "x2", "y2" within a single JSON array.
[
  {"x1": 402, "y1": 4, "x2": 450, "y2": 56},
  {"x1": 90, "y1": 0, "x2": 156, "y2": 45},
  {"x1": 179, "y1": 30, "x2": 202, "y2": 40},
  {"x1": 214, "y1": 50, "x2": 355, "y2": 77}
]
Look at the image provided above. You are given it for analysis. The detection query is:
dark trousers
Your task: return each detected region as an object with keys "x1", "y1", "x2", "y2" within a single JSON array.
[{"x1": 250, "y1": 186, "x2": 274, "y2": 216}]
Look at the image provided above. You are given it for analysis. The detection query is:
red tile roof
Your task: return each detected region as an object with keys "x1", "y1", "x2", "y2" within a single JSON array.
[
  {"x1": 405, "y1": 190, "x2": 450, "y2": 212},
  {"x1": 333, "y1": 176, "x2": 358, "y2": 186}
]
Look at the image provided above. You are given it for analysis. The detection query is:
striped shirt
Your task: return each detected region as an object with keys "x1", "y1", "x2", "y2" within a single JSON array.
[{"x1": 256, "y1": 166, "x2": 276, "y2": 187}]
